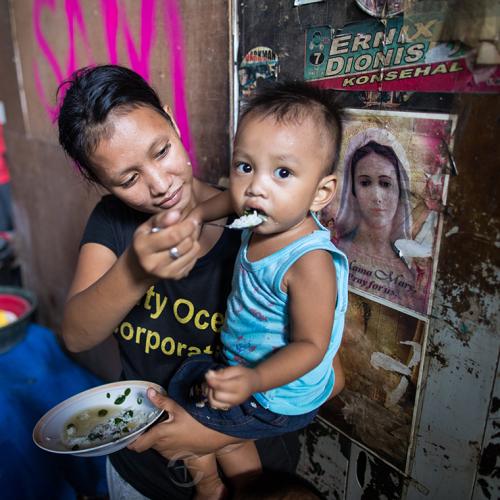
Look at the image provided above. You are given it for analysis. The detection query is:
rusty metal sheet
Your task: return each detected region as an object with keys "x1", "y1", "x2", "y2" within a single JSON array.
[
  {"x1": 405, "y1": 94, "x2": 500, "y2": 499},
  {"x1": 472, "y1": 367, "x2": 500, "y2": 500},
  {"x1": 237, "y1": 3, "x2": 500, "y2": 499},
  {"x1": 346, "y1": 442, "x2": 404, "y2": 499},
  {"x1": 298, "y1": 417, "x2": 408, "y2": 499},
  {"x1": 473, "y1": 417, "x2": 500, "y2": 500},
  {"x1": 298, "y1": 418, "x2": 350, "y2": 499}
]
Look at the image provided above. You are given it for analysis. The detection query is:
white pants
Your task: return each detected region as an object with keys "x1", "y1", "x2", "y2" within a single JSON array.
[{"x1": 106, "y1": 458, "x2": 150, "y2": 500}]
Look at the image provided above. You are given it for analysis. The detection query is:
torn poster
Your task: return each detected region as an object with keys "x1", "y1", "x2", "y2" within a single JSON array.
[
  {"x1": 239, "y1": 47, "x2": 279, "y2": 98},
  {"x1": 319, "y1": 293, "x2": 425, "y2": 471},
  {"x1": 304, "y1": 16, "x2": 500, "y2": 93},
  {"x1": 321, "y1": 108, "x2": 456, "y2": 317},
  {"x1": 355, "y1": 0, "x2": 404, "y2": 18}
]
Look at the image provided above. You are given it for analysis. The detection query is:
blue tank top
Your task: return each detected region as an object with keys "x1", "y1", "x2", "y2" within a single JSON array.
[{"x1": 221, "y1": 215, "x2": 349, "y2": 415}]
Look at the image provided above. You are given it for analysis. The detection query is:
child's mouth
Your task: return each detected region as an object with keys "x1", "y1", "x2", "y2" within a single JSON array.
[
  {"x1": 243, "y1": 208, "x2": 267, "y2": 219},
  {"x1": 226, "y1": 209, "x2": 267, "y2": 229}
]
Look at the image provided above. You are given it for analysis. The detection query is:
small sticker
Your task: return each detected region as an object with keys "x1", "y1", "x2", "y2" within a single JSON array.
[
  {"x1": 294, "y1": 0, "x2": 324, "y2": 5},
  {"x1": 239, "y1": 47, "x2": 279, "y2": 98},
  {"x1": 355, "y1": 0, "x2": 404, "y2": 18}
]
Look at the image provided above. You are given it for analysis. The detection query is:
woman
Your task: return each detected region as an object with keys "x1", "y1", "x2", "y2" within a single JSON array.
[
  {"x1": 57, "y1": 64, "x2": 301, "y2": 500},
  {"x1": 332, "y1": 129, "x2": 418, "y2": 309}
]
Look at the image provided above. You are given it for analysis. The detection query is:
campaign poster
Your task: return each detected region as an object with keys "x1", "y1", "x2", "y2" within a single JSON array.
[
  {"x1": 238, "y1": 47, "x2": 279, "y2": 98},
  {"x1": 321, "y1": 108, "x2": 455, "y2": 317},
  {"x1": 319, "y1": 293, "x2": 425, "y2": 471},
  {"x1": 304, "y1": 16, "x2": 500, "y2": 93}
]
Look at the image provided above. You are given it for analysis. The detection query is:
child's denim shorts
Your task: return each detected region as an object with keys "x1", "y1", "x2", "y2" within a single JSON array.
[{"x1": 168, "y1": 354, "x2": 317, "y2": 439}]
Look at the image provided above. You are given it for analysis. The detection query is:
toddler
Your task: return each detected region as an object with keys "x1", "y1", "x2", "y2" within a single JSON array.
[{"x1": 168, "y1": 81, "x2": 348, "y2": 499}]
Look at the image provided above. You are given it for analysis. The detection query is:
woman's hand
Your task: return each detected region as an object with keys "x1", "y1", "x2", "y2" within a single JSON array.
[
  {"x1": 132, "y1": 210, "x2": 201, "y2": 281},
  {"x1": 128, "y1": 389, "x2": 241, "y2": 459}
]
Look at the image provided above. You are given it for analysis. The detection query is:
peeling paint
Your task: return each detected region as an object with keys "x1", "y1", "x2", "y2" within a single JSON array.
[
  {"x1": 360, "y1": 453, "x2": 403, "y2": 500},
  {"x1": 297, "y1": 420, "x2": 349, "y2": 499},
  {"x1": 386, "y1": 377, "x2": 409, "y2": 407},
  {"x1": 371, "y1": 352, "x2": 413, "y2": 376},
  {"x1": 445, "y1": 225, "x2": 459, "y2": 237},
  {"x1": 491, "y1": 398, "x2": 500, "y2": 415},
  {"x1": 425, "y1": 340, "x2": 448, "y2": 368},
  {"x1": 395, "y1": 211, "x2": 437, "y2": 258}
]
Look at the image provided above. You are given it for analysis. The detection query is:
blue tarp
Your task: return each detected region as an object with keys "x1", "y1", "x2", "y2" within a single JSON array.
[{"x1": 0, "y1": 323, "x2": 107, "y2": 499}]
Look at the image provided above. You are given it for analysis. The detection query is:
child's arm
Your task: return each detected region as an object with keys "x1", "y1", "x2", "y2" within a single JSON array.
[
  {"x1": 206, "y1": 249, "x2": 337, "y2": 408},
  {"x1": 189, "y1": 189, "x2": 234, "y2": 226}
]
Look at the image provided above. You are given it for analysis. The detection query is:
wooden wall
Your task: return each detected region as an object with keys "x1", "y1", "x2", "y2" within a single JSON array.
[{"x1": 0, "y1": 0, "x2": 230, "y2": 380}]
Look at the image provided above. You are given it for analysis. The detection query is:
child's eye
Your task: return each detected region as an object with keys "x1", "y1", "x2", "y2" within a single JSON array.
[
  {"x1": 274, "y1": 167, "x2": 291, "y2": 179},
  {"x1": 120, "y1": 173, "x2": 138, "y2": 188},
  {"x1": 156, "y1": 143, "x2": 171, "y2": 159},
  {"x1": 235, "y1": 162, "x2": 252, "y2": 174}
]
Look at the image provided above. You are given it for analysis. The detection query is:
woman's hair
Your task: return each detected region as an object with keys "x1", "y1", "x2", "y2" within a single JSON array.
[
  {"x1": 238, "y1": 80, "x2": 344, "y2": 175},
  {"x1": 57, "y1": 64, "x2": 172, "y2": 184},
  {"x1": 334, "y1": 135, "x2": 411, "y2": 245}
]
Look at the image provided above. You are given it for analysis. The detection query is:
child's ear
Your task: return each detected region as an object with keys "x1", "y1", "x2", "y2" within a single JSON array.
[
  {"x1": 162, "y1": 105, "x2": 181, "y2": 138},
  {"x1": 310, "y1": 174, "x2": 337, "y2": 211}
]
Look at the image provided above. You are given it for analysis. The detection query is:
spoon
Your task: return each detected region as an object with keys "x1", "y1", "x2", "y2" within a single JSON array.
[{"x1": 204, "y1": 211, "x2": 266, "y2": 230}]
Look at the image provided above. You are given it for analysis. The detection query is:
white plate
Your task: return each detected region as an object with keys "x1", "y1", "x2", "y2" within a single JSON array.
[{"x1": 33, "y1": 380, "x2": 165, "y2": 457}]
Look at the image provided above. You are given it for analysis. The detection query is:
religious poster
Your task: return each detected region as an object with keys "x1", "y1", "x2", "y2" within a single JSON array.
[
  {"x1": 304, "y1": 16, "x2": 500, "y2": 93},
  {"x1": 321, "y1": 108, "x2": 455, "y2": 317},
  {"x1": 319, "y1": 293, "x2": 425, "y2": 471}
]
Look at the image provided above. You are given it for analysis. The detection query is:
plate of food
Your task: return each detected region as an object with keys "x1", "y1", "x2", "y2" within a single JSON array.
[{"x1": 33, "y1": 380, "x2": 165, "y2": 457}]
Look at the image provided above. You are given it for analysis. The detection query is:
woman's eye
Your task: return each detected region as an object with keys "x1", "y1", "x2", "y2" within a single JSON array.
[
  {"x1": 274, "y1": 167, "x2": 291, "y2": 179},
  {"x1": 235, "y1": 162, "x2": 252, "y2": 174},
  {"x1": 156, "y1": 144, "x2": 171, "y2": 159},
  {"x1": 380, "y1": 180, "x2": 392, "y2": 188},
  {"x1": 359, "y1": 179, "x2": 371, "y2": 187},
  {"x1": 121, "y1": 174, "x2": 138, "y2": 188}
]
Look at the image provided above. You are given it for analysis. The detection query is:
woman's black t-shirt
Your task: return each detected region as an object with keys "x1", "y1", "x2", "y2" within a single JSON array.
[
  {"x1": 81, "y1": 195, "x2": 239, "y2": 388},
  {"x1": 81, "y1": 195, "x2": 299, "y2": 499}
]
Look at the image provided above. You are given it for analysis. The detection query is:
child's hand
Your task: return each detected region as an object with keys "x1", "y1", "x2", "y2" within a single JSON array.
[
  {"x1": 184, "y1": 206, "x2": 203, "y2": 242},
  {"x1": 205, "y1": 366, "x2": 261, "y2": 409}
]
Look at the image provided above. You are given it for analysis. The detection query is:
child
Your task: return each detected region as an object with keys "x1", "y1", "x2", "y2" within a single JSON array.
[{"x1": 168, "y1": 81, "x2": 348, "y2": 499}]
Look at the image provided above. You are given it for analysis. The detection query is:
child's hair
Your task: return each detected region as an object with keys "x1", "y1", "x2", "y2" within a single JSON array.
[
  {"x1": 238, "y1": 80, "x2": 343, "y2": 175},
  {"x1": 57, "y1": 64, "x2": 172, "y2": 184}
]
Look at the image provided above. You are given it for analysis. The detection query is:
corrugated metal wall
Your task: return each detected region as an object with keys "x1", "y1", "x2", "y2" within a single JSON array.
[{"x1": 235, "y1": 1, "x2": 499, "y2": 498}]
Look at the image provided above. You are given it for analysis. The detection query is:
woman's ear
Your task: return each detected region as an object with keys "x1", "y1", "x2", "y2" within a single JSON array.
[
  {"x1": 162, "y1": 105, "x2": 181, "y2": 138},
  {"x1": 310, "y1": 175, "x2": 337, "y2": 211}
]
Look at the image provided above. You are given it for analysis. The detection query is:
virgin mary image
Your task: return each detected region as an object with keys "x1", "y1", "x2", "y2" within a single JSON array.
[{"x1": 330, "y1": 127, "x2": 425, "y2": 312}]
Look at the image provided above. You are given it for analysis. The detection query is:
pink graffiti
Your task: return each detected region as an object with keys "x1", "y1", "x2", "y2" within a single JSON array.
[
  {"x1": 163, "y1": 0, "x2": 195, "y2": 169},
  {"x1": 33, "y1": 0, "x2": 93, "y2": 119},
  {"x1": 32, "y1": 0, "x2": 196, "y2": 170},
  {"x1": 120, "y1": 0, "x2": 155, "y2": 82},
  {"x1": 101, "y1": 0, "x2": 118, "y2": 64}
]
